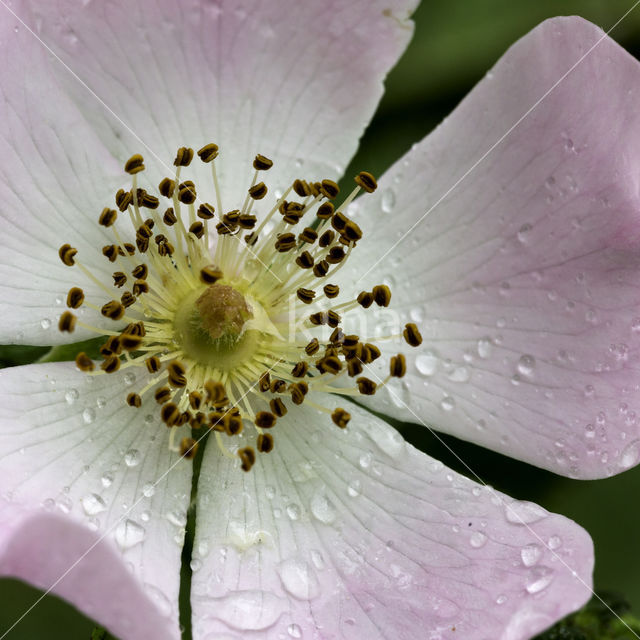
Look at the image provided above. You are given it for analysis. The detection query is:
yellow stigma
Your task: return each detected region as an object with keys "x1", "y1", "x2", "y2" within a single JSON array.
[{"x1": 56, "y1": 147, "x2": 423, "y2": 470}]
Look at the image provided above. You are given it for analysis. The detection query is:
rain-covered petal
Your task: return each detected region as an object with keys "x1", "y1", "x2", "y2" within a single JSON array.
[
  {"x1": 191, "y1": 397, "x2": 592, "y2": 640},
  {"x1": 344, "y1": 17, "x2": 640, "y2": 479},
  {"x1": 27, "y1": 0, "x2": 418, "y2": 206},
  {"x1": 0, "y1": 362, "x2": 192, "y2": 639},
  {"x1": 0, "y1": 1, "x2": 125, "y2": 345}
]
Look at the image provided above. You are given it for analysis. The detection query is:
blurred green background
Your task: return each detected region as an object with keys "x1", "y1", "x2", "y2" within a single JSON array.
[{"x1": 2, "y1": 1, "x2": 640, "y2": 638}]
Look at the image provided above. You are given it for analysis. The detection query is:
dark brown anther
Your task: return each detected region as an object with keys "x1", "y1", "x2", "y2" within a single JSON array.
[
  {"x1": 101, "y1": 300, "x2": 125, "y2": 320},
  {"x1": 154, "y1": 234, "x2": 167, "y2": 245},
  {"x1": 121, "y1": 292, "x2": 136, "y2": 308},
  {"x1": 132, "y1": 280, "x2": 149, "y2": 296},
  {"x1": 200, "y1": 265, "x2": 223, "y2": 284},
  {"x1": 355, "y1": 170, "x2": 377, "y2": 193},
  {"x1": 204, "y1": 380, "x2": 228, "y2": 407},
  {"x1": 167, "y1": 360, "x2": 187, "y2": 387},
  {"x1": 146, "y1": 355, "x2": 161, "y2": 373},
  {"x1": 321, "y1": 356, "x2": 342, "y2": 375},
  {"x1": 98, "y1": 207, "x2": 118, "y2": 227},
  {"x1": 158, "y1": 241, "x2": 174, "y2": 256},
  {"x1": 154, "y1": 386, "x2": 172, "y2": 404},
  {"x1": 124, "y1": 154, "x2": 145, "y2": 174},
  {"x1": 270, "y1": 379, "x2": 287, "y2": 394},
  {"x1": 342, "y1": 334, "x2": 359, "y2": 350},
  {"x1": 323, "y1": 284, "x2": 339, "y2": 299},
  {"x1": 101, "y1": 355, "x2": 121, "y2": 374},
  {"x1": 283, "y1": 211, "x2": 303, "y2": 225},
  {"x1": 136, "y1": 234, "x2": 150, "y2": 253},
  {"x1": 139, "y1": 192, "x2": 159, "y2": 209},
  {"x1": 190, "y1": 412, "x2": 207, "y2": 429},
  {"x1": 296, "y1": 288, "x2": 316, "y2": 304},
  {"x1": 255, "y1": 411, "x2": 277, "y2": 429},
  {"x1": 293, "y1": 179, "x2": 310, "y2": 198},
  {"x1": 58, "y1": 244, "x2": 77, "y2": 267},
  {"x1": 356, "y1": 377, "x2": 377, "y2": 395},
  {"x1": 126, "y1": 392, "x2": 142, "y2": 408},
  {"x1": 223, "y1": 210, "x2": 240, "y2": 224},
  {"x1": 174, "y1": 147, "x2": 194, "y2": 167},
  {"x1": 188, "y1": 391, "x2": 203, "y2": 410},
  {"x1": 124, "y1": 321, "x2": 146, "y2": 336},
  {"x1": 102, "y1": 244, "x2": 118, "y2": 263},
  {"x1": 312, "y1": 260, "x2": 329, "y2": 278},
  {"x1": 290, "y1": 382, "x2": 307, "y2": 405},
  {"x1": 269, "y1": 398, "x2": 287, "y2": 417},
  {"x1": 329, "y1": 328, "x2": 345, "y2": 344},
  {"x1": 253, "y1": 154, "x2": 273, "y2": 171},
  {"x1": 259, "y1": 371, "x2": 271, "y2": 393},
  {"x1": 372, "y1": 284, "x2": 392, "y2": 307},
  {"x1": 197, "y1": 203, "x2": 215, "y2": 219},
  {"x1": 291, "y1": 361, "x2": 309, "y2": 378},
  {"x1": 275, "y1": 233, "x2": 296, "y2": 252},
  {"x1": 178, "y1": 181, "x2": 196, "y2": 204},
  {"x1": 331, "y1": 212, "x2": 348, "y2": 233},
  {"x1": 347, "y1": 359, "x2": 363, "y2": 377},
  {"x1": 363, "y1": 343, "x2": 381, "y2": 363},
  {"x1": 158, "y1": 177, "x2": 176, "y2": 198},
  {"x1": 342, "y1": 220, "x2": 363, "y2": 242},
  {"x1": 326, "y1": 246, "x2": 345, "y2": 264},
  {"x1": 74, "y1": 351, "x2": 94, "y2": 372},
  {"x1": 120, "y1": 332, "x2": 143, "y2": 351},
  {"x1": 257, "y1": 433, "x2": 274, "y2": 453},
  {"x1": 137, "y1": 223, "x2": 153, "y2": 239},
  {"x1": 132, "y1": 264, "x2": 148, "y2": 280},
  {"x1": 305, "y1": 338, "x2": 320, "y2": 356},
  {"x1": 180, "y1": 437, "x2": 198, "y2": 460},
  {"x1": 331, "y1": 408, "x2": 351, "y2": 428},
  {"x1": 298, "y1": 228, "x2": 318, "y2": 244},
  {"x1": 177, "y1": 411, "x2": 192, "y2": 427},
  {"x1": 320, "y1": 179, "x2": 340, "y2": 199},
  {"x1": 101, "y1": 335, "x2": 122, "y2": 356},
  {"x1": 403, "y1": 323, "x2": 423, "y2": 347},
  {"x1": 115, "y1": 189, "x2": 133, "y2": 211},
  {"x1": 123, "y1": 243, "x2": 136, "y2": 256},
  {"x1": 239, "y1": 447, "x2": 256, "y2": 472},
  {"x1": 216, "y1": 221, "x2": 236, "y2": 236},
  {"x1": 309, "y1": 311, "x2": 328, "y2": 326},
  {"x1": 224, "y1": 412, "x2": 243, "y2": 436},
  {"x1": 316, "y1": 202, "x2": 334, "y2": 220},
  {"x1": 66, "y1": 287, "x2": 84, "y2": 309},
  {"x1": 189, "y1": 221, "x2": 205, "y2": 239},
  {"x1": 318, "y1": 230, "x2": 335, "y2": 248},
  {"x1": 238, "y1": 214, "x2": 257, "y2": 229},
  {"x1": 248, "y1": 182, "x2": 268, "y2": 200},
  {"x1": 161, "y1": 402, "x2": 180, "y2": 426},
  {"x1": 327, "y1": 310, "x2": 341, "y2": 328},
  {"x1": 390, "y1": 354, "x2": 407, "y2": 378},
  {"x1": 113, "y1": 271, "x2": 127, "y2": 287},
  {"x1": 295, "y1": 251, "x2": 315, "y2": 269},
  {"x1": 357, "y1": 291, "x2": 374, "y2": 308},
  {"x1": 163, "y1": 207, "x2": 177, "y2": 225},
  {"x1": 197, "y1": 143, "x2": 219, "y2": 163}
]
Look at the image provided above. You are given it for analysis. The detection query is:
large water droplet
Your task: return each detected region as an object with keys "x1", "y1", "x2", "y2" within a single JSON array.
[
  {"x1": 505, "y1": 500, "x2": 547, "y2": 525},
  {"x1": 286, "y1": 504, "x2": 300, "y2": 521},
  {"x1": 469, "y1": 531, "x2": 487, "y2": 548},
  {"x1": 347, "y1": 479, "x2": 362, "y2": 497},
  {"x1": 115, "y1": 519, "x2": 146, "y2": 550},
  {"x1": 207, "y1": 590, "x2": 286, "y2": 631},
  {"x1": 440, "y1": 396, "x2": 455, "y2": 411},
  {"x1": 277, "y1": 559, "x2": 320, "y2": 600},
  {"x1": 415, "y1": 351, "x2": 438, "y2": 376},
  {"x1": 288, "y1": 623, "x2": 303, "y2": 638},
  {"x1": 618, "y1": 439, "x2": 640, "y2": 469},
  {"x1": 82, "y1": 408, "x2": 96, "y2": 424},
  {"x1": 166, "y1": 510, "x2": 187, "y2": 528},
  {"x1": 517, "y1": 223, "x2": 532, "y2": 244},
  {"x1": 520, "y1": 543, "x2": 542, "y2": 567},
  {"x1": 142, "y1": 483, "x2": 156, "y2": 498},
  {"x1": 124, "y1": 372, "x2": 136, "y2": 386},
  {"x1": 124, "y1": 449, "x2": 140, "y2": 467},
  {"x1": 381, "y1": 188, "x2": 396, "y2": 213},
  {"x1": 65, "y1": 388, "x2": 79, "y2": 405},
  {"x1": 517, "y1": 355, "x2": 535, "y2": 376},
  {"x1": 526, "y1": 566, "x2": 554, "y2": 594},
  {"x1": 40, "y1": 318, "x2": 51, "y2": 330},
  {"x1": 81, "y1": 493, "x2": 106, "y2": 516},
  {"x1": 310, "y1": 492, "x2": 336, "y2": 525},
  {"x1": 447, "y1": 366, "x2": 470, "y2": 383},
  {"x1": 477, "y1": 338, "x2": 493, "y2": 359},
  {"x1": 101, "y1": 472, "x2": 114, "y2": 488}
]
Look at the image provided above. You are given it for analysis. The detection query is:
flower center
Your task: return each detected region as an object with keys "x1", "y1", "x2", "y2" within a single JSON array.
[{"x1": 56, "y1": 146, "x2": 423, "y2": 470}]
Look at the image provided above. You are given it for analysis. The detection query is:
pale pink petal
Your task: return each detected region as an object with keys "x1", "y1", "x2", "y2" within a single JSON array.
[
  {"x1": 0, "y1": 2, "x2": 126, "y2": 345},
  {"x1": 28, "y1": 0, "x2": 418, "y2": 207},
  {"x1": 343, "y1": 17, "x2": 640, "y2": 479},
  {"x1": 0, "y1": 362, "x2": 192, "y2": 639},
  {"x1": 190, "y1": 397, "x2": 592, "y2": 640}
]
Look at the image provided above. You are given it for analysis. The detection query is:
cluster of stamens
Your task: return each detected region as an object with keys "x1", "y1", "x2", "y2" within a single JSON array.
[{"x1": 57, "y1": 145, "x2": 422, "y2": 471}]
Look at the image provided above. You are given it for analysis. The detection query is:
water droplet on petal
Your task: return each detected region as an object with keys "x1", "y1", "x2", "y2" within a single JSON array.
[
  {"x1": 124, "y1": 449, "x2": 140, "y2": 467},
  {"x1": 81, "y1": 493, "x2": 106, "y2": 516},
  {"x1": 517, "y1": 223, "x2": 532, "y2": 243},
  {"x1": 40, "y1": 318, "x2": 51, "y2": 330},
  {"x1": 381, "y1": 188, "x2": 396, "y2": 213},
  {"x1": 124, "y1": 372, "x2": 136, "y2": 386},
  {"x1": 477, "y1": 338, "x2": 493, "y2": 359},
  {"x1": 517, "y1": 355, "x2": 535, "y2": 376},
  {"x1": 526, "y1": 566, "x2": 554, "y2": 594},
  {"x1": 82, "y1": 408, "x2": 96, "y2": 424},
  {"x1": 415, "y1": 350, "x2": 438, "y2": 376},
  {"x1": 144, "y1": 583, "x2": 173, "y2": 617},
  {"x1": 310, "y1": 492, "x2": 336, "y2": 525},
  {"x1": 347, "y1": 479, "x2": 361, "y2": 497},
  {"x1": 142, "y1": 483, "x2": 156, "y2": 498},
  {"x1": 440, "y1": 396, "x2": 455, "y2": 411},
  {"x1": 101, "y1": 472, "x2": 114, "y2": 488},
  {"x1": 447, "y1": 366, "x2": 470, "y2": 383},
  {"x1": 505, "y1": 500, "x2": 547, "y2": 524},
  {"x1": 115, "y1": 519, "x2": 146, "y2": 550},
  {"x1": 469, "y1": 531, "x2": 487, "y2": 548},
  {"x1": 286, "y1": 504, "x2": 300, "y2": 521},
  {"x1": 547, "y1": 535, "x2": 562, "y2": 550},
  {"x1": 288, "y1": 623, "x2": 303, "y2": 638},
  {"x1": 277, "y1": 558, "x2": 320, "y2": 600},
  {"x1": 618, "y1": 439, "x2": 640, "y2": 469},
  {"x1": 520, "y1": 543, "x2": 542, "y2": 567}
]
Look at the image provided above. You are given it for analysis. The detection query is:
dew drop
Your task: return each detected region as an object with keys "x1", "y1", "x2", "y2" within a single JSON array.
[
  {"x1": 440, "y1": 396, "x2": 455, "y2": 411},
  {"x1": 124, "y1": 372, "x2": 136, "y2": 386},
  {"x1": 277, "y1": 558, "x2": 320, "y2": 600},
  {"x1": 190, "y1": 558, "x2": 202, "y2": 572},
  {"x1": 505, "y1": 500, "x2": 547, "y2": 524},
  {"x1": 526, "y1": 566, "x2": 554, "y2": 594},
  {"x1": 496, "y1": 595, "x2": 507, "y2": 605},
  {"x1": 469, "y1": 531, "x2": 487, "y2": 548},
  {"x1": 347, "y1": 479, "x2": 361, "y2": 497},
  {"x1": 96, "y1": 396, "x2": 107, "y2": 409},
  {"x1": 310, "y1": 492, "x2": 336, "y2": 525},
  {"x1": 124, "y1": 449, "x2": 140, "y2": 467},
  {"x1": 115, "y1": 519, "x2": 146, "y2": 550},
  {"x1": 618, "y1": 439, "x2": 640, "y2": 469},
  {"x1": 520, "y1": 543, "x2": 542, "y2": 567},
  {"x1": 517, "y1": 223, "x2": 532, "y2": 243},
  {"x1": 415, "y1": 350, "x2": 438, "y2": 376},
  {"x1": 81, "y1": 493, "x2": 106, "y2": 516},
  {"x1": 381, "y1": 188, "x2": 396, "y2": 213},
  {"x1": 209, "y1": 590, "x2": 286, "y2": 631},
  {"x1": 547, "y1": 535, "x2": 562, "y2": 550},
  {"x1": 40, "y1": 318, "x2": 51, "y2": 330},
  {"x1": 288, "y1": 623, "x2": 303, "y2": 638},
  {"x1": 101, "y1": 472, "x2": 114, "y2": 488},
  {"x1": 286, "y1": 504, "x2": 300, "y2": 521},
  {"x1": 517, "y1": 355, "x2": 535, "y2": 376},
  {"x1": 264, "y1": 485, "x2": 275, "y2": 500},
  {"x1": 65, "y1": 388, "x2": 79, "y2": 405},
  {"x1": 447, "y1": 366, "x2": 470, "y2": 383},
  {"x1": 82, "y1": 408, "x2": 96, "y2": 424},
  {"x1": 166, "y1": 510, "x2": 187, "y2": 527},
  {"x1": 142, "y1": 483, "x2": 156, "y2": 498},
  {"x1": 477, "y1": 337, "x2": 493, "y2": 359}
]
